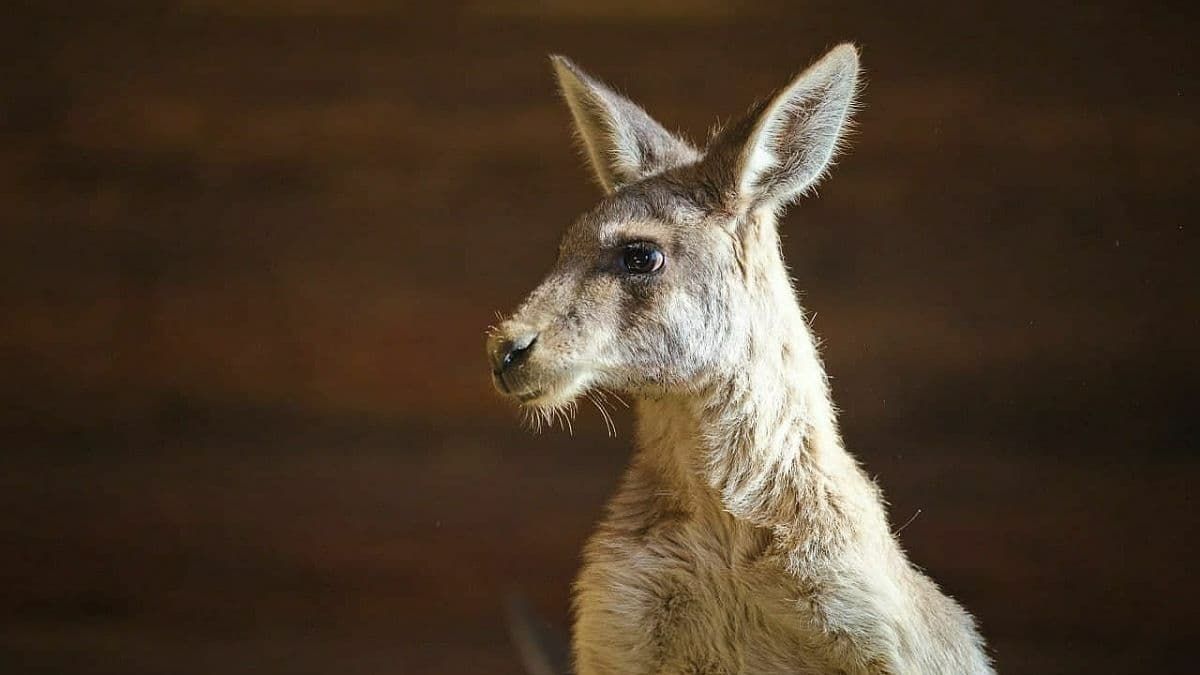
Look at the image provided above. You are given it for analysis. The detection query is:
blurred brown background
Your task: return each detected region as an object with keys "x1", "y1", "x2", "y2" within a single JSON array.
[{"x1": 2, "y1": 1, "x2": 1197, "y2": 673}]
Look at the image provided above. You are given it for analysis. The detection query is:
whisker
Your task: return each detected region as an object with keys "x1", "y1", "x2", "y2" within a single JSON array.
[
  {"x1": 561, "y1": 405, "x2": 574, "y2": 435},
  {"x1": 588, "y1": 391, "x2": 617, "y2": 438},
  {"x1": 566, "y1": 401, "x2": 578, "y2": 436},
  {"x1": 598, "y1": 388, "x2": 629, "y2": 409}
]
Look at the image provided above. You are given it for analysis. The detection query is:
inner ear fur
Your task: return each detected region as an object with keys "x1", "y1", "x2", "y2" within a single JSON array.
[
  {"x1": 551, "y1": 55, "x2": 700, "y2": 193},
  {"x1": 703, "y1": 43, "x2": 861, "y2": 212}
]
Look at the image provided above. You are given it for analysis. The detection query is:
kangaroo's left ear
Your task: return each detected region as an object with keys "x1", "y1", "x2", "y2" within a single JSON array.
[
  {"x1": 707, "y1": 44, "x2": 861, "y2": 211},
  {"x1": 551, "y1": 55, "x2": 700, "y2": 194}
]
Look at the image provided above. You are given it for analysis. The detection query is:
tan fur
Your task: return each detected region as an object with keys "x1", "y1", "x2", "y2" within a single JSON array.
[{"x1": 487, "y1": 45, "x2": 992, "y2": 674}]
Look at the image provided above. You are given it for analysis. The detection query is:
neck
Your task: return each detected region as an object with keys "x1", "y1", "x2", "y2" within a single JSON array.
[
  {"x1": 623, "y1": 214, "x2": 991, "y2": 672},
  {"x1": 634, "y1": 212, "x2": 888, "y2": 557}
]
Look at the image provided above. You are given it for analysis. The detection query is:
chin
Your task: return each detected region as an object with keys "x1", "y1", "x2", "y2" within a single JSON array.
[{"x1": 528, "y1": 375, "x2": 594, "y2": 410}]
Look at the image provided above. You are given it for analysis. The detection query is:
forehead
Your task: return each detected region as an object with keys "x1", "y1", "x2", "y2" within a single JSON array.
[{"x1": 562, "y1": 180, "x2": 705, "y2": 248}]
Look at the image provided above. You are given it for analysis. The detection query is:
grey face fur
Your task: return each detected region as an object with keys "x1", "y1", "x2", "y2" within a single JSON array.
[{"x1": 487, "y1": 45, "x2": 860, "y2": 418}]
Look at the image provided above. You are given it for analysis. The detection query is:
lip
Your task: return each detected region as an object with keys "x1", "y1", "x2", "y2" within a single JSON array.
[
  {"x1": 492, "y1": 371, "x2": 545, "y2": 403},
  {"x1": 492, "y1": 371, "x2": 511, "y2": 394}
]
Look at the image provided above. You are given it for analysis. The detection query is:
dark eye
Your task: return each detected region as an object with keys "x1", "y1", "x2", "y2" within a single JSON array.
[{"x1": 621, "y1": 242, "x2": 665, "y2": 275}]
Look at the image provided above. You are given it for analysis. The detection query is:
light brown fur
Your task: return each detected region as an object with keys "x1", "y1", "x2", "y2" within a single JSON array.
[{"x1": 487, "y1": 45, "x2": 992, "y2": 674}]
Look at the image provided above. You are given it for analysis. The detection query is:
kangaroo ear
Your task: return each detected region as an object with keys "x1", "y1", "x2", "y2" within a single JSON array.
[
  {"x1": 708, "y1": 44, "x2": 861, "y2": 211},
  {"x1": 550, "y1": 56, "x2": 700, "y2": 194}
]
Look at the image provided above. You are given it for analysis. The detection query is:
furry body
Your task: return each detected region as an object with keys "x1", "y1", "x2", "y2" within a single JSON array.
[
  {"x1": 488, "y1": 45, "x2": 992, "y2": 674},
  {"x1": 573, "y1": 217, "x2": 990, "y2": 674}
]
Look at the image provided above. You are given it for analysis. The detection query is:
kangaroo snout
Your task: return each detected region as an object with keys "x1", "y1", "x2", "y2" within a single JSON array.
[
  {"x1": 490, "y1": 331, "x2": 538, "y2": 375},
  {"x1": 487, "y1": 326, "x2": 540, "y2": 396}
]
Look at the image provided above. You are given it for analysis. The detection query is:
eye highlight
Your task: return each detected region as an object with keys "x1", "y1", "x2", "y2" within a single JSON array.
[{"x1": 620, "y1": 241, "x2": 665, "y2": 275}]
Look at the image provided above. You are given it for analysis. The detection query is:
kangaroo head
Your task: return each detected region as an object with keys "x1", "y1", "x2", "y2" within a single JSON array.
[{"x1": 487, "y1": 45, "x2": 860, "y2": 419}]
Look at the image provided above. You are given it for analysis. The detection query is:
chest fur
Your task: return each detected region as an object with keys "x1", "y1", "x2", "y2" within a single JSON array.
[{"x1": 571, "y1": 471, "x2": 829, "y2": 675}]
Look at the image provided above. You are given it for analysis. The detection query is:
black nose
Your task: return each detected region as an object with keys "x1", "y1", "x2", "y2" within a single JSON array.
[{"x1": 492, "y1": 332, "x2": 538, "y2": 375}]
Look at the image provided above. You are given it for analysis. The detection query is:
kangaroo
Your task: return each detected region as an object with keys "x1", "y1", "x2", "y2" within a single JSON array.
[{"x1": 486, "y1": 44, "x2": 992, "y2": 675}]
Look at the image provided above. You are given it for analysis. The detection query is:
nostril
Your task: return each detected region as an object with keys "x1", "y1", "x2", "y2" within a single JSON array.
[
  {"x1": 510, "y1": 332, "x2": 537, "y2": 353},
  {"x1": 500, "y1": 333, "x2": 538, "y2": 373}
]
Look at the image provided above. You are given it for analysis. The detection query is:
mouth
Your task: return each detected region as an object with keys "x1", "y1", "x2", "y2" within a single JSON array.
[
  {"x1": 491, "y1": 370, "x2": 545, "y2": 403},
  {"x1": 492, "y1": 368, "x2": 588, "y2": 409}
]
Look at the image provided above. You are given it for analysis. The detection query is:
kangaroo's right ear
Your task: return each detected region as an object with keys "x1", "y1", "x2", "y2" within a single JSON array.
[{"x1": 550, "y1": 56, "x2": 700, "y2": 194}]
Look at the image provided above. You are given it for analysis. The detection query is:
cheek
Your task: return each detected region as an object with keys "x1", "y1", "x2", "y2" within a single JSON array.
[
  {"x1": 616, "y1": 280, "x2": 730, "y2": 379},
  {"x1": 676, "y1": 280, "x2": 733, "y2": 359}
]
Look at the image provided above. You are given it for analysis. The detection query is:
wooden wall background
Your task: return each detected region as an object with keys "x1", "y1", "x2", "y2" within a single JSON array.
[{"x1": 2, "y1": 1, "x2": 1196, "y2": 673}]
